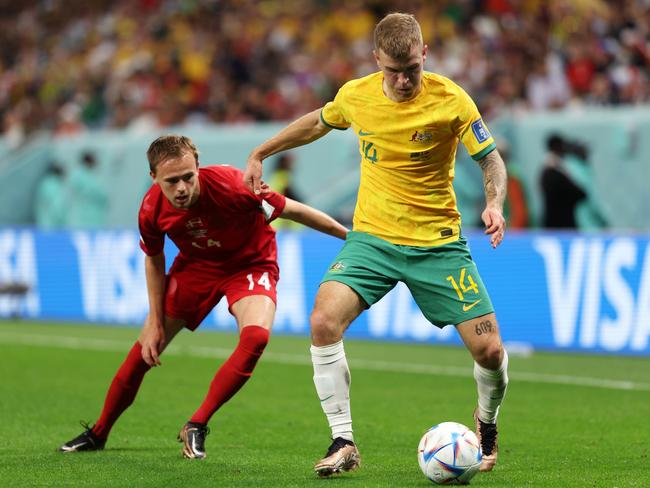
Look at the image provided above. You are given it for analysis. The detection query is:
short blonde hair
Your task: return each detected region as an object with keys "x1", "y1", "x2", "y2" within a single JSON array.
[
  {"x1": 374, "y1": 13, "x2": 423, "y2": 59},
  {"x1": 146, "y1": 135, "x2": 199, "y2": 173}
]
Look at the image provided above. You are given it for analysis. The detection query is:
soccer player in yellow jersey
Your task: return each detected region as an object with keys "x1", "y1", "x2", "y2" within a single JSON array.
[{"x1": 244, "y1": 13, "x2": 509, "y2": 478}]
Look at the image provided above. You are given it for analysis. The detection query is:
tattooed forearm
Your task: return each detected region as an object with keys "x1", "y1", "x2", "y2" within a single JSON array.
[{"x1": 477, "y1": 149, "x2": 507, "y2": 211}]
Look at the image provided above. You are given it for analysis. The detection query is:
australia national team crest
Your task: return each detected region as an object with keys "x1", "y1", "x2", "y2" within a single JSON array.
[
  {"x1": 471, "y1": 119, "x2": 491, "y2": 144},
  {"x1": 409, "y1": 129, "x2": 433, "y2": 144}
]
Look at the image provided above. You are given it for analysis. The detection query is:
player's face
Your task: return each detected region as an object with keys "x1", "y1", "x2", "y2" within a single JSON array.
[
  {"x1": 375, "y1": 43, "x2": 427, "y2": 102},
  {"x1": 152, "y1": 151, "x2": 200, "y2": 209}
]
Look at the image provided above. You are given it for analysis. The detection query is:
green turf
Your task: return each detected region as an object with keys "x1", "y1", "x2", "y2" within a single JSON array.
[{"x1": 1, "y1": 321, "x2": 648, "y2": 487}]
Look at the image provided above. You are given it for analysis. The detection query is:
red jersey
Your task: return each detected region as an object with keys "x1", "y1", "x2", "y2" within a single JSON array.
[{"x1": 138, "y1": 165, "x2": 286, "y2": 271}]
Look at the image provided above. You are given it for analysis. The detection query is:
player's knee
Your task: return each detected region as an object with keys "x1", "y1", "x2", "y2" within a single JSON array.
[
  {"x1": 240, "y1": 325, "x2": 270, "y2": 354},
  {"x1": 474, "y1": 341, "x2": 503, "y2": 370},
  {"x1": 310, "y1": 308, "x2": 343, "y2": 343}
]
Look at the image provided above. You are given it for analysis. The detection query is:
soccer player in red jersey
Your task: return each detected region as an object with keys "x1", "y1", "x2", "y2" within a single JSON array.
[{"x1": 60, "y1": 135, "x2": 348, "y2": 459}]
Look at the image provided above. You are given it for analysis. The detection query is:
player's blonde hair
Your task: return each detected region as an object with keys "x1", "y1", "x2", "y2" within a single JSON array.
[
  {"x1": 147, "y1": 135, "x2": 199, "y2": 173},
  {"x1": 374, "y1": 13, "x2": 423, "y2": 59}
]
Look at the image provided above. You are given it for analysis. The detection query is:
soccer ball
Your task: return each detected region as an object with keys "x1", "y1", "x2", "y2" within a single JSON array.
[{"x1": 417, "y1": 421, "x2": 482, "y2": 485}]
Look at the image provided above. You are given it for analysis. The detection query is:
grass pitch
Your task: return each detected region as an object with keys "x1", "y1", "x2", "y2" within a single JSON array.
[{"x1": 0, "y1": 321, "x2": 648, "y2": 487}]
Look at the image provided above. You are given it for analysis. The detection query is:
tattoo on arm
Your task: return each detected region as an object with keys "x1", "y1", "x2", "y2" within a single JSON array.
[{"x1": 478, "y1": 150, "x2": 507, "y2": 211}]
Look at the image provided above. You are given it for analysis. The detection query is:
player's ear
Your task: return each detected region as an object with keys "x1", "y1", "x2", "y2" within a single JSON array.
[
  {"x1": 373, "y1": 49, "x2": 381, "y2": 67},
  {"x1": 149, "y1": 170, "x2": 155, "y2": 181},
  {"x1": 422, "y1": 44, "x2": 428, "y2": 62}
]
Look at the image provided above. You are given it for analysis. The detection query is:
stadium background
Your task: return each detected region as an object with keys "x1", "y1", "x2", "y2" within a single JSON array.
[
  {"x1": 1, "y1": 2, "x2": 649, "y2": 487},
  {"x1": 1, "y1": 0, "x2": 648, "y2": 355}
]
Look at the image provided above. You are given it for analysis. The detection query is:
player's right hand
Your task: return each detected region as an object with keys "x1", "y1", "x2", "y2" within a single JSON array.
[
  {"x1": 244, "y1": 154, "x2": 264, "y2": 195},
  {"x1": 139, "y1": 322, "x2": 165, "y2": 367}
]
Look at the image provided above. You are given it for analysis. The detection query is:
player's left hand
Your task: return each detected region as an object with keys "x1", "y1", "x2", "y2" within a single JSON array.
[{"x1": 481, "y1": 207, "x2": 506, "y2": 249}]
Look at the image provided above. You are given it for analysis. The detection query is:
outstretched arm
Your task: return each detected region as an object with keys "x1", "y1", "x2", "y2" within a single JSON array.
[
  {"x1": 140, "y1": 252, "x2": 166, "y2": 366},
  {"x1": 280, "y1": 198, "x2": 348, "y2": 240},
  {"x1": 245, "y1": 108, "x2": 331, "y2": 194},
  {"x1": 477, "y1": 149, "x2": 508, "y2": 249}
]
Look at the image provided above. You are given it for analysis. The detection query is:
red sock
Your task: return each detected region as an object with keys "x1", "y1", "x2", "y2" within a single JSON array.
[
  {"x1": 92, "y1": 341, "x2": 151, "y2": 440},
  {"x1": 190, "y1": 325, "x2": 269, "y2": 425}
]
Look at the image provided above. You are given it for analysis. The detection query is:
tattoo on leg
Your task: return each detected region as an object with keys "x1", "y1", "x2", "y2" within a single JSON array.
[{"x1": 474, "y1": 320, "x2": 493, "y2": 336}]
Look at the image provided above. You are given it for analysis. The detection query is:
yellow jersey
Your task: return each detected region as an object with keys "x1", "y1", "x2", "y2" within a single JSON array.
[{"x1": 321, "y1": 71, "x2": 496, "y2": 246}]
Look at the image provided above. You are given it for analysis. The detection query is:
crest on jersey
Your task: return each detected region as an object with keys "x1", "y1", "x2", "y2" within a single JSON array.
[
  {"x1": 471, "y1": 119, "x2": 491, "y2": 143},
  {"x1": 409, "y1": 130, "x2": 433, "y2": 144},
  {"x1": 329, "y1": 261, "x2": 345, "y2": 272},
  {"x1": 186, "y1": 217, "x2": 204, "y2": 229}
]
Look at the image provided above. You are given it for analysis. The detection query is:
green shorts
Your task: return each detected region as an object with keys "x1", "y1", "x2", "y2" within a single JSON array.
[{"x1": 322, "y1": 231, "x2": 494, "y2": 327}]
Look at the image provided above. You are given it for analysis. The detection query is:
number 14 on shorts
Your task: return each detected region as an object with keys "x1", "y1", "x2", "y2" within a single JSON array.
[
  {"x1": 246, "y1": 272, "x2": 271, "y2": 291},
  {"x1": 446, "y1": 268, "x2": 479, "y2": 301}
]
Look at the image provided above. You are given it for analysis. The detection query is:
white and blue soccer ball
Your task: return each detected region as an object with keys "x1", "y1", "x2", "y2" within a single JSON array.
[{"x1": 417, "y1": 421, "x2": 482, "y2": 485}]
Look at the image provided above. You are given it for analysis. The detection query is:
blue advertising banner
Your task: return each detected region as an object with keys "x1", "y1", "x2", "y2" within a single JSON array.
[{"x1": 0, "y1": 228, "x2": 648, "y2": 355}]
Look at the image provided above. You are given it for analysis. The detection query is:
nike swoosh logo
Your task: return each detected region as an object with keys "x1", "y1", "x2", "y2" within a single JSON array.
[
  {"x1": 191, "y1": 437, "x2": 205, "y2": 456},
  {"x1": 358, "y1": 129, "x2": 374, "y2": 136},
  {"x1": 65, "y1": 442, "x2": 86, "y2": 451},
  {"x1": 463, "y1": 299, "x2": 482, "y2": 312},
  {"x1": 319, "y1": 394, "x2": 334, "y2": 402}
]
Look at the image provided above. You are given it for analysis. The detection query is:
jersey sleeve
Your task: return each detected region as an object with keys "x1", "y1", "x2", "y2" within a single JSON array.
[
  {"x1": 320, "y1": 85, "x2": 351, "y2": 130},
  {"x1": 220, "y1": 165, "x2": 287, "y2": 221},
  {"x1": 260, "y1": 191, "x2": 286, "y2": 222},
  {"x1": 138, "y1": 195, "x2": 164, "y2": 256},
  {"x1": 451, "y1": 85, "x2": 496, "y2": 161}
]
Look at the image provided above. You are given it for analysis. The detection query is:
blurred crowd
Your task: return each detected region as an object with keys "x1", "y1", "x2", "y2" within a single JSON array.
[{"x1": 1, "y1": 0, "x2": 649, "y2": 147}]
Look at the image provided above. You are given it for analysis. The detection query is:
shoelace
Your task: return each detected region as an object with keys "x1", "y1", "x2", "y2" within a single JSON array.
[
  {"x1": 188, "y1": 424, "x2": 210, "y2": 440},
  {"x1": 326, "y1": 438, "x2": 352, "y2": 457},
  {"x1": 191, "y1": 425, "x2": 210, "y2": 436},
  {"x1": 71, "y1": 420, "x2": 99, "y2": 447},
  {"x1": 478, "y1": 423, "x2": 497, "y2": 455}
]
